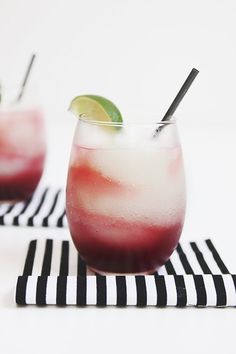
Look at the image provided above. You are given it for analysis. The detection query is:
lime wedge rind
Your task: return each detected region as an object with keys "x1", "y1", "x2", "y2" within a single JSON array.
[{"x1": 69, "y1": 95, "x2": 123, "y2": 128}]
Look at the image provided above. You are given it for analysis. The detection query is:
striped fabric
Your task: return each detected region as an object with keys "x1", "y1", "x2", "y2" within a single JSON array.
[
  {"x1": 15, "y1": 238, "x2": 236, "y2": 307},
  {"x1": 0, "y1": 187, "x2": 67, "y2": 228}
]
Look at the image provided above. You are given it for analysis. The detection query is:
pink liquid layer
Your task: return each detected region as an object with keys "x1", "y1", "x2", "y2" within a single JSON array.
[
  {"x1": 0, "y1": 154, "x2": 45, "y2": 201},
  {"x1": 66, "y1": 163, "x2": 184, "y2": 274}
]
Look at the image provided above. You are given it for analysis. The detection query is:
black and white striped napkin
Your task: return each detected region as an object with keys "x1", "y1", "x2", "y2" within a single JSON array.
[
  {"x1": 15, "y1": 238, "x2": 236, "y2": 307},
  {"x1": 0, "y1": 187, "x2": 66, "y2": 227}
]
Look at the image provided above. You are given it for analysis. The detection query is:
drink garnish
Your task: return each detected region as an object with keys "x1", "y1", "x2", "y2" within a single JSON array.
[{"x1": 69, "y1": 95, "x2": 123, "y2": 125}]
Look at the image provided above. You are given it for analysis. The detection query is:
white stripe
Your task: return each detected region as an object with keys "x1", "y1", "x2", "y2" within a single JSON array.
[
  {"x1": 47, "y1": 189, "x2": 64, "y2": 227},
  {"x1": 46, "y1": 276, "x2": 57, "y2": 304},
  {"x1": 25, "y1": 276, "x2": 38, "y2": 304},
  {"x1": 68, "y1": 242, "x2": 78, "y2": 275},
  {"x1": 181, "y1": 242, "x2": 203, "y2": 274},
  {"x1": 158, "y1": 265, "x2": 168, "y2": 275},
  {"x1": 86, "y1": 276, "x2": 97, "y2": 305},
  {"x1": 66, "y1": 276, "x2": 77, "y2": 305},
  {"x1": 204, "y1": 275, "x2": 217, "y2": 306},
  {"x1": 184, "y1": 275, "x2": 197, "y2": 306},
  {"x1": 18, "y1": 187, "x2": 46, "y2": 226},
  {"x1": 50, "y1": 239, "x2": 62, "y2": 276},
  {"x1": 169, "y1": 250, "x2": 186, "y2": 274},
  {"x1": 63, "y1": 213, "x2": 68, "y2": 227},
  {"x1": 126, "y1": 276, "x2": 137, "y2": 305},
  {"x1": 198, "y1": 240, "x2": 222, "y2": 274},
  {"x1": 223, "y1": 275, "x2": 236, "y2": 307},
  {"x1": 165, "y1": 275, "x2": 177, "y2": 306},
  {"x1": 3, "y1": 202, "x2": 25, "y2": 225},
  {"x1": 32, "y1": 239, "x2": 46, "y2": 275},
  {"x1": 106, "y1": 276, "x2": 116, "y2": 305},
  {"x1": 33, "y1": 188, "x2": 56, "y2": 227},
  {"x1": 86, "y1": 267, "x2": 95, "y2": 275},
  {"x1": 145, "y1": 276, "x2": 157, "y2": 305},
  {"x1": 0, "y1": 203, "x2": 12, "y2": 216}
]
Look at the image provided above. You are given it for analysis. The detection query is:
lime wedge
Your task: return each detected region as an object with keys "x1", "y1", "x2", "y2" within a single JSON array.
[{"x1": 69, "y1": 95, "x2": 123, "y2": 124}]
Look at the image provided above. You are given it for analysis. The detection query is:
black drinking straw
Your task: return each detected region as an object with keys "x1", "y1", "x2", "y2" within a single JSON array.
[
  {"x1": 155, "y1": 68, "x2": 199, "y2": 135},
  {"x1": 16, "y1": 54, "x2": 36, "y2": 102}
]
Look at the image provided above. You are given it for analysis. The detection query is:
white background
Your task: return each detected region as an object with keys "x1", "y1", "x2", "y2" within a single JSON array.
[{"x1": 0, "y1": 1, "x2": 236, "y2": 353}]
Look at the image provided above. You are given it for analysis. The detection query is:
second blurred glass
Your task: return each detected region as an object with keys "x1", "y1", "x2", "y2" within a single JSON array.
[{"x1": 0, "y1": 87, "x2": 46, "y2": 202}]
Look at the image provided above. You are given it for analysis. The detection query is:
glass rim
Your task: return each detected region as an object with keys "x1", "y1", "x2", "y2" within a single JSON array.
[{"x1": 78, "y1": 114, "x2": 176, "y2": 127}]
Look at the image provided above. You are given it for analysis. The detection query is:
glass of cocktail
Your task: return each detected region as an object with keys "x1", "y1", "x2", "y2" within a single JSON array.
[
  {"x1": 66, "y1": 96, "x2": 186, "y2": 274},
  {"x1": 0, "y1": 88, "x2": 46, "y2": 202}
]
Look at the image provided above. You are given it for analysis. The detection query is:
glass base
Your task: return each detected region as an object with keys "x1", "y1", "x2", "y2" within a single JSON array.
[
  {"x1": 0, "y1": 199, "x2": 21, "y2": 204},
  {"x1": 88, "y1": 266, "x2": 156, "y2": 276}
]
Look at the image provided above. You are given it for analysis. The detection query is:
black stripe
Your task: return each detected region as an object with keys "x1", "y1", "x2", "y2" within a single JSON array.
[
  {"x1": 116, "y1": 276, "x2": 127, "y2": 307},
  {"x1": 22, "y1": 240, "x2": 37, "y2": 275},
  {"x1": 190, "y1": 242, "x2": 212, "y2": 274},
  {"x1": 41, "y1": 239, "x2": 53, "y2": 275},
  {"x1": 212, "y1": 275, "x2": 227, "y2": 306},
  {"x1": 59, "y1": 241, "x2": 69, "y2": 275},
  {"x1": 77, "y1": 276, "x2": 87, "y2": 306},
  {"x1": 0, "y1": 204, "x2": 15, "y2": 225},
  {"x1": 135, "y1": 276, "x2": 147, "y2": 307},
  {"x1": 56, "y1": 276, "x2": 67, "y2": 306},
  {"x1": 15, "y1": 276, "x2": 28, "y2": 305},
  {"x1": 57, "y1": 210, "x2": 66, "y2": 228},
  {"x1": 96, "y1": 275, "x2": 107, "y2": 306},
  {"x1": 77, "y1": 255, "x2": 87, "y2": 276},
  {"x1": 205, "y1": 239, "x2": 230, "y2": 274},
  {"x1": 42, "y1": 190, "x2": 61, "y2": 227},
  {"x1": 165, "y1": 259, "x2": 176, "y2": 275},
  {"x1": 193, "y1": 275, "x2": 207, "y2": 306},
  {"x1": 154, "y1": 274, "x2": 167, "y2": 307},
  {"x1": 174, "y1": 275, "x2": 187, "y2": 307},
  {"x1": 13, "y1": 196, "x2": 33, "y2": 226},
  {"x1": 36, "y1": 276, "x2": 48, "y2": 306},
  {"x1": 27, "y1": 188, "x2": 49, "y2": 226},
  {"x1": 176, "y1": 244, "x2": 194, "y2": 274}
]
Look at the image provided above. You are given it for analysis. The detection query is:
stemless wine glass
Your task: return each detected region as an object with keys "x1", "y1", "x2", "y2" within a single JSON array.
[
  {"x1": 0, "y1": 86, "x2": 46, "y2": 202},
  {"x1": 66, "y1": 116, "x2": 186, "y2": 274}
]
